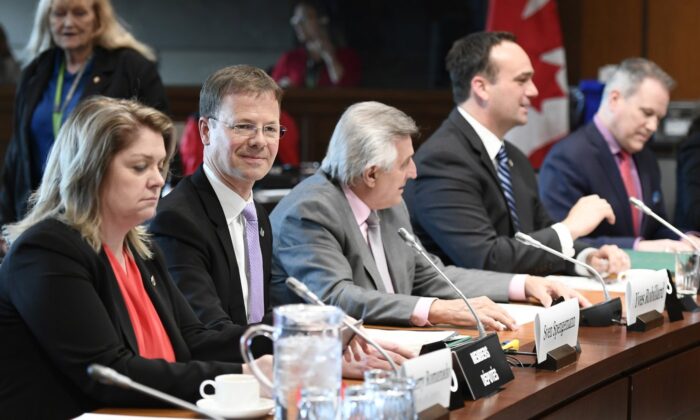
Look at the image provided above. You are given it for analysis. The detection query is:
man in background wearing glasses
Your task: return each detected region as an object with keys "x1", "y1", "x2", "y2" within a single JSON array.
[{"x1": 149, "y1": 66, "x2": 282, "y2": 350}]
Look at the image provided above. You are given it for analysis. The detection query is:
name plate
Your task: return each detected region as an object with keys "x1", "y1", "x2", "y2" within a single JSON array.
[
  {"x1": 401, "y1": 348, "x2": 454, "y2": 412},
  {"x1": 534, "y1": 298, "x2": 579, "y2": 364},
  {"x1": 451, "y1": 334, "x2": 514, "y2": 400},
  {"x1": 623, "y1": 269, "x2": 670, "y2": 325}
]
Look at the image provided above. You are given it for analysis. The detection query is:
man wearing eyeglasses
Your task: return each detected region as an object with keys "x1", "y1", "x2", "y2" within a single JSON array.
[
  {"x1": 149, "y1": 65, "x2": 282, "y2": 335},
  {"x1": 150, "y1": 66, "x2": 415, "y2": 373}
]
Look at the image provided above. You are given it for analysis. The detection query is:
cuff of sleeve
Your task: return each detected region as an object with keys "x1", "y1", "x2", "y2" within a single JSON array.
[
  {"x1": 574, "y1": 247, "x2": 597, "y2": 276},
  {"x1": 632, "y1": 237, "x2": 643, "y2": 250},
  {"x1": 508, "y1": 274, "x2": 528, "y2": 302},
  {"x1": 410, "y1": 297, "x2": 437, "y2": 327},
  {"x1": 552, "y1": 223, "x2": 575, "y2": 257}
]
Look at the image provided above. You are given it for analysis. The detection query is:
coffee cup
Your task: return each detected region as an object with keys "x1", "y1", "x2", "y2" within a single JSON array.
[{"x1": 199, "y1": 374, "x2": 259, "y2": 410}]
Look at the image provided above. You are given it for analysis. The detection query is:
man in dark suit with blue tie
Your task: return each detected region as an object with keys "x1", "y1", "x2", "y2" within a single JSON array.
[
  {"x1": 404, "y1": 31, "x2": 630, "y2": 277},
  {"x1": 539, "y1": 58, "x2": 697, "y2": 251}
]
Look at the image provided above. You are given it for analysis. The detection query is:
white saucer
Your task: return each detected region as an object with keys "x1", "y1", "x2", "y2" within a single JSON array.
[{"x1": 196, "y1": 398, "x2": 274, "y2": 419}]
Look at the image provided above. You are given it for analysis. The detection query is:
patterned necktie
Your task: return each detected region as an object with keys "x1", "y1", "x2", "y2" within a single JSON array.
[
  {"x1": 242, "y1": 202, "x2": 264, "y2": 323},
  {"x1": 618, "y1": 151, "x2": 641, "y2": 236},
  {"x1": 365, "y1": 211, "x2": 395, "y2": 293},
  {"x1": 496, "y1": 144, "x2": 521, "y2": 232}
]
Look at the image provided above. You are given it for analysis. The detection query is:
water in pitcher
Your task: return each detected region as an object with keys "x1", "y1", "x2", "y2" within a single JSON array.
[{"x1": 274, "y1": 335, "x2": 341, "y2": 419}]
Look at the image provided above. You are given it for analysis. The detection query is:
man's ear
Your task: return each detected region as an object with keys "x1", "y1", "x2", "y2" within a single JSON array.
[
  {"x1": 607, "y1": 89, "x2": 622, "y2": 112},
  {"x1": 199, "y1": 117, "x2": 211, "y2": 146},
  {"x1": 471, "y1": 75, "x2": 490, "y2": 102},
  {"x1": 361, "y1": 165, "x2": 379, "y2": 188}
]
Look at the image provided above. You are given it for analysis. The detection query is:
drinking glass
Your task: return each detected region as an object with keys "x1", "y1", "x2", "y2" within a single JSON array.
[{"x1": 675, "y1": 251, "x2": 700, "y2": 298}]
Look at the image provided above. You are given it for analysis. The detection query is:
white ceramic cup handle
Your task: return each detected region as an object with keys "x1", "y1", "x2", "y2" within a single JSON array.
[
  {"x1": 240, "y1": 324, "x2": 274, "y2": 389},
  {"x1": 199, "y1": 379, "x2": 216, "y2": 399}
]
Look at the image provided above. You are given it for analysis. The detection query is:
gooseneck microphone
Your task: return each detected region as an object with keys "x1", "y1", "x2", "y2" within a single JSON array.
[
  {"x1": 515, "y1": 232, "x2": 611, "y2": 301},
  {"x1": 629, "y1": 197, "x2": 700, "y2": 251},
  {"x1": 397, "y1": 227, "x2": 486, "y2": 338},
  {"x1": 285, "y1": 277, "x2": 401, "y2": 374},
  {"x1": 514, "y1": 232, "x2": 622, "y2": 327},
  {"x1": 87, "y1": 364, "x2": 225, "y2": 420}
]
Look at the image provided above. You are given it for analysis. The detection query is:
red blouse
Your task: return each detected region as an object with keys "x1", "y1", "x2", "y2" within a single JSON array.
[{"x1": 104, "y1": 244, "x2": 175, "y2": 362}]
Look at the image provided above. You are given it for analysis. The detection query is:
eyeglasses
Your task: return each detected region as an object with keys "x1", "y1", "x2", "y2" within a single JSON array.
[{"x1": 209, "y1": 118, "x2": 287, "y2": 140}]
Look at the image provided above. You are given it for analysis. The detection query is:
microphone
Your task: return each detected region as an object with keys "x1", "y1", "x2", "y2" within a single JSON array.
[
  {"x1": 397, "y1": 227, "x2": 486, "y2": 338},
  {"x1": 629, "y1": 197, "x2": 700, "y2": 251},
  {"x1": 285, "y1": 277, "x2": 401, "y2": 374},
  {"x1": 514, "y1": 232, "x2": 622, "y2": 327},
  {"x1": 87, "y1": 364, "x2": 225, "y2": 420}
]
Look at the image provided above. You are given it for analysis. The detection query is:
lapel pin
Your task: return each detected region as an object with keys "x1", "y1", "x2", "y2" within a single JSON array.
[
  {"x1": 150, "y1": 275, "x2": 156, "y2": 287},
  {"x1": 260, "y1": 227, "x2": 265, "y2": 237},
  {"x1": 508, "y1": 159, "x2": 514, "y2": 167},
  {"x1": 93, "y1": 76, "x2": 100, "y2": 84}
]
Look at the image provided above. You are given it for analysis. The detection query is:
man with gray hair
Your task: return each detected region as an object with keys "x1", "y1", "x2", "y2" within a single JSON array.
[
  {"x1": 539, "y1": 58, "x2": 696, "y2": 251},
  {"x1": 270, "y1": 101, "x2": 588, "y2": 329}
]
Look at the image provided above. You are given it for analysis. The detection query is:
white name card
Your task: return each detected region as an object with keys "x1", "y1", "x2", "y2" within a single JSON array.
[
  {"x1": 622, "y1": 269, "x2": 669, "y2": 325},
  {"x1": 534, "y1": 298, "x2": 580, "y2": 364},
  {"x1": 401, "y1": 348, "x2": 454, "y2": 412}
]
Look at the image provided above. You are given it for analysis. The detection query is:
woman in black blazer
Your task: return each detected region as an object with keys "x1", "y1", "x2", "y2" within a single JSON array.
[
  {"x1": 0, "y1": 0, "x2": 168, "y2": 229},
  {"x1": 0, "y1": 97, "x2": 271, "y2": 419}
]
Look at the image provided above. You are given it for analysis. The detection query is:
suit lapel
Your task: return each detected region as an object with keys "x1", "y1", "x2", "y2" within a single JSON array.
[
  {"x1": 255, "y1": 201, "x2": 271, "y2": 310},
  {"x1": 379, "y1": 207, "x2": 410, "y2": 295},
  {"x1": 634, "y1": 153, "x2": 654, "y2": 234},
  {"x1": 82, "y1": 47, "x2": 112, "y2": 98},
  {"x1": 99, "y1": 250, "x2": 139, "y2": 353},
  {"x1": 133, "y1": 251, "x2": 189, "y2": 359},
  {"x1": 191, "y1": 168, "x2": 247, "y2": 316},
  {"x1": 449, "y1": 109, "x2": 499, "y2": 182},
  {"x1": 326, "y1": 175, "x2": 386, "y2": 292},
  {"x1": 589, "y1": 124, "x2": 634, "y2": 232},
  {"x1": 505, "y1": 142, "x2": 533, "y2": 232}
]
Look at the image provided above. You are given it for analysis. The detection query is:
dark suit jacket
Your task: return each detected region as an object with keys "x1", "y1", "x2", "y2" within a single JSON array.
[
  {"x1": 404, "y1": 108, "x2": 586, "y2": 276},
  {"x1": 674, "y1": 131, "x2": 700, "y2": 231},
  {"x1": 0, "y1": 46, "x2": 168, "y2": 226},
  {"x1": 0, "y1": 219, "x2": 243, "y2": 420},
  {"x1": 150, "y1": 166, "x2": 272, "y2": 332},
  {"x1": 539, "y1": 122, "x2": 675, "y2": 248}
]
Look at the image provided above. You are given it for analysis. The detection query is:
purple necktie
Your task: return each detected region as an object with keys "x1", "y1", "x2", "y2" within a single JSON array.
[{"x1": 242, "y1": 202, "x2": 264, "y2": 323}]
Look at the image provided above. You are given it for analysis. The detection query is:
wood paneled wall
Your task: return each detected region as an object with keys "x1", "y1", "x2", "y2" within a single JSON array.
[{"x1": 560, "y1": 0, "x2": 700, "y2": 100}]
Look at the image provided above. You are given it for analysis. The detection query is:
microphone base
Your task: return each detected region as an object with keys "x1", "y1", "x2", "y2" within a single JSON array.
[{"x1": 580, "y1": 297, "x2": 622, "y2": 327}]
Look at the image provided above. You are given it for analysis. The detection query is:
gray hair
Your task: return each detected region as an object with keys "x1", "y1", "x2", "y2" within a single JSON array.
[
  {"x1": 321, "y1": 101, "x2": 418, "y2": 186},
  {"x1": 601, "y1": 58, "x2": 675, "y2": 103}
]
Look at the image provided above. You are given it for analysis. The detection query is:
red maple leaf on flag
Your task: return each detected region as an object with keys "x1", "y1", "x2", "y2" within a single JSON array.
[{"x1": 487, "y1": 0, "x2": 566, "y2": 112}]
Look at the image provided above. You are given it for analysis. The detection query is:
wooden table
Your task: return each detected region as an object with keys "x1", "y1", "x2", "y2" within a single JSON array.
[{"x1": 97, "y1": 292, "x2": 700, "y2": 419}]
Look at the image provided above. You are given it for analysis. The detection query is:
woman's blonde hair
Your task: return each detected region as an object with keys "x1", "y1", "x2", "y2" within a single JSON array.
[
  {"x1": 25, "y1": 0, "x2": 156, "y2": 63},
  {"x1": 4, "y1": 96, "x2": 175, "y2": 259}
]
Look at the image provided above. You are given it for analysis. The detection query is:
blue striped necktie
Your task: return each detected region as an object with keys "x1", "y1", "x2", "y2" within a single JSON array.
[{"x1": 496, "y1": 144, "x2": 521, "y2": 232}]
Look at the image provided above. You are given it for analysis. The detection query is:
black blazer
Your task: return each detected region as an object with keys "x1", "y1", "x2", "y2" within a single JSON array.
[
  {"x1": 0, "y1": 219, "x2": 244, "y2": 420},
  {"x1": 150, "y1": 166, "x2": 273, "y2": 330},
  {"x1": 0, "y1": 46, "x2": 168, "y2": 226},
  {"x1": 539, "y1": 122, "x2": 675, "y2": 248},
  {"x1": 404, "y1": 108, "x2": 586, "y2": 276}
]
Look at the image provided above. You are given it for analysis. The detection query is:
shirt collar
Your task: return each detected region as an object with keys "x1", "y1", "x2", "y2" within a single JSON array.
[
  {"x1": 203, "y1": 164, "x2": 251, "y2": 224},
  {"x1": 593, "y1": 114, "x2": 622, "y2": 155},
  {"x1": 342, "y1": 185, "x2": 372, "y2": 227},
  {"x1": 457, "y1": 106, "x2": 503, "y2": 161}
]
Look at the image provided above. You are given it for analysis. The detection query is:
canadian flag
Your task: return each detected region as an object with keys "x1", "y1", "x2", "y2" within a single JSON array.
[{"x1": 486, "y1": 0, "x2": 568, "y2": 168}]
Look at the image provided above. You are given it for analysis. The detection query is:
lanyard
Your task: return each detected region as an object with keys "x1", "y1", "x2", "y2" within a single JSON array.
[{"x1": 52, "y1": 58, "x2": 90, "y2": 138}]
